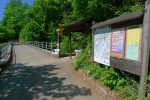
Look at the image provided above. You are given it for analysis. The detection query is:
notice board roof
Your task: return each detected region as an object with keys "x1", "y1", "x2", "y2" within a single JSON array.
[
  {"x1": 59, "y1": 17, "x2": 92, "y2": 32},
  {"x1": 92, "y1": 10, "x2": 144, "y2": 29}
]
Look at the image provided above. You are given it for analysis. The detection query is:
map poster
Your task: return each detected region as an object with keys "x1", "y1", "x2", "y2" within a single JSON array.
[
  {"x1": 125, "y1": 26, "x2": 142, "y2": 61},
  {"x1": 94, "y1": 27, "x2": 110, "y2": 66},
  {"x1": 111, "y1": 28, "x2": 125, "y2": 58}
]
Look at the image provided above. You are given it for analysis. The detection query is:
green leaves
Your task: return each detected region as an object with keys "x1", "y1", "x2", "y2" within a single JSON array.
[{"x1": 20, "y1": 20, "x2": 40, "y2": 41}]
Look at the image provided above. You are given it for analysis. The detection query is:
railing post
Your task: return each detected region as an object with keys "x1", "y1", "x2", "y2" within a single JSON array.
[
  {"x1": 50, "y1": 43, "x2": 52, "y2": 51},
  {"x1": 39, "y1": 42, "x2": 40, "y2": 48},
  {"x1": 35, "y1": 41, "x2": 37, "y2": 46},
  {"x1": 38, "y1": 42, "x2": 40, "y2": 48}
]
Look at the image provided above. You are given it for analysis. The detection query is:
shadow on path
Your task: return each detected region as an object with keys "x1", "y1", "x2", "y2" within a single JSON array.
[{"x1": 0, "y1": 63, "x2": 92, "y2": 100}]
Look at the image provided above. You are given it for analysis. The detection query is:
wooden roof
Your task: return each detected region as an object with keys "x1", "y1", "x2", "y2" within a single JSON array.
[
  {"x1": 59, "y1": 18, "x2": 92, "y2": 32},
  {"x1": 92, "y1": 10, "x2": 144, "y2": 29}
]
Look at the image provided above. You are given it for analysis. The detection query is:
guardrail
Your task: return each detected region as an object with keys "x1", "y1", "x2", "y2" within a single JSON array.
[
  {"x1": 27, "y1": 41, "x2": 81, "y2": 58},
  {"x1": 0, "y1": 43, "x2": 12, "y2": 71},
  {"x1": 27, "y1": 41, "x2": 57, "y2": 52}
]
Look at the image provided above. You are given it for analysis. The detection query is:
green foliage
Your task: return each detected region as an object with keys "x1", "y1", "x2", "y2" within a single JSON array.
[
  {"x1": 60, "y1": 36, "x2": 69, "y2": 54},
  {"x1": 1, "y1": 0, "x2": 24, "y2": 40},
  {"x1": 73, "y1": 41, "x2": 141, "y2": 99},
  {"x1": 0, "y1": 0, "x2": 148, "y2": 99},
  {"x1": 147, "y1": 74, "x2": 150, "y2": 98},
  {"x1": 20, "y1": 20, "x2": 40, "y2": 41},
  {"x1": 100, "y1": 66, "x2": 118, "y2": 89},
  {"x1": 72, "y1": 32, "x2": 82, "y2": 50},
  {"x1": 115, "y1": 85, "x2": 138, "y2": 100},
  {"x1": 0, "y1": 43, "x2": 6, "y2": 49},
  {"x1": 90, "y1": 64, "x2": 103, "y2": 79},
  {"x1": 74, "y1": 39, "x2": 92, "y2": 69}
]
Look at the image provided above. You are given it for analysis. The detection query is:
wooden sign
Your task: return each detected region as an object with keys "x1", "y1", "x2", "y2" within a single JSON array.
[{"x1": 111, "y1": 28, "x2": 125, "y2": 58}]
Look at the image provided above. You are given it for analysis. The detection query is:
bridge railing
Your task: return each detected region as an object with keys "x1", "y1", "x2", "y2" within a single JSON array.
[
  {"x1": 0, "y1": 43, "x2": 12, "y2": 68},
  {"x1": 27, "y1": 41, "x2": 57, "y2": 52}
]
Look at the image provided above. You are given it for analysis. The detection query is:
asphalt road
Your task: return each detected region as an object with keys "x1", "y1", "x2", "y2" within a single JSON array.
[{"x1": 0, "y1": 45, "x2": 103, "y2": 100}]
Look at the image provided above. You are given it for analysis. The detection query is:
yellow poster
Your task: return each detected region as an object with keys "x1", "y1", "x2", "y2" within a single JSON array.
[
  {"x1": 125, "y1": 26, "x2": 142, "y2": 60},
  {"x1": 126, "y1": 28, "x2": 141, "y2": 45}
]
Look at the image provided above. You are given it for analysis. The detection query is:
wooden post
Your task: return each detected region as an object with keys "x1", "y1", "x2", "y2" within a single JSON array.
[
  {"x1": 69, "y1": 32, "x2": 72, "y2": 59},
  {"x1": 92, "y1": 29, "x2": 94, "y2": 60},
  {"x1": 138, "y1": 0, "x2": 150, "y2": 99},
  {"x1": 82, "y1": 32, "x2": 85, "y2": 49},
  {"x1": 57, "y1": 32, "x2": 60, "y2": 58}
]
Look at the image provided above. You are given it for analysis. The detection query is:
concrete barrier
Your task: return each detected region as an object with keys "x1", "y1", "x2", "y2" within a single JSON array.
[{"x1": 0, "y1": 43, "x2": 13, "y2": 73}]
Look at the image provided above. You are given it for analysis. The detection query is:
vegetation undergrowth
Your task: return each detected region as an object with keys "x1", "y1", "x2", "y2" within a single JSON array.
[
  {"x1": 74, "y1": 43, "x2": 150, "y2": 100},
  {"x1": 0, "y1": 43, "x2": 6, "y2": 49}
]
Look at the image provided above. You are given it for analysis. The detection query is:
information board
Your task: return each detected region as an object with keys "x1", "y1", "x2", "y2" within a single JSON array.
[
  {"x1": 94, "y1": 27, "x2": 110, "y2": 66},
  {"x1": 111, "y1": 28, "x2": 125, "y2": 58},
  {"x1": 125, "y1": 27, "x2": 142, "y2": 60}
]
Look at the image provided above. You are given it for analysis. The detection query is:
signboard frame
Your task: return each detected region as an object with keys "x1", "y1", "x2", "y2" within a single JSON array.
[{"x1": 92, "y1": 0, "x2": 150, "y2": 99}]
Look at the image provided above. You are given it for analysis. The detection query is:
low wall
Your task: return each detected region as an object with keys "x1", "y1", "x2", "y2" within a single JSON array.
[{"x1": 0, "y1": 43, "x2": 13, "y2": 73}]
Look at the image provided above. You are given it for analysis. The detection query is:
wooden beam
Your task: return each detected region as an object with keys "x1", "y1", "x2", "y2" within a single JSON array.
[
  {"x1": 138, "y1": 0, "x2": 150, "y2": 99},
  {"x1": 69, "y1": 32, "x2": 72, "y2": 59}
]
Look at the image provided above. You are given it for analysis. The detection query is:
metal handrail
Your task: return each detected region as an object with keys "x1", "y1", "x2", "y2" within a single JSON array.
[{"x1": 27, "y1": 41, "x2": 57, "y2": 52}]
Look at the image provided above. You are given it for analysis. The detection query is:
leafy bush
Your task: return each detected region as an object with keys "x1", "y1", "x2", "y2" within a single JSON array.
[
  {"x1": 60, "y1": 36, "x2": 69, "y2": 54},
  {"x1": 115, "y1": 85, "x2": 138, "y2": 100},
  {"x1": 73, "y1": 41, "x2": 147, "y2": 99},
  {"x1": 147, "y1": 74, "x2": 150, "y2": 98},
  {"x1": 100, "y1": 66, "x2": 118, "y2": 89},
  {"x1": 20, "y1": 20, "x2": 40, "y2": 41}
]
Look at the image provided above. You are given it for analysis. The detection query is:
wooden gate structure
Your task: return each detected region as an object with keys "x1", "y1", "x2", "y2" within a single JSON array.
[{"x1": 57, "y1": 18, "x2": 92, "y2": 58}]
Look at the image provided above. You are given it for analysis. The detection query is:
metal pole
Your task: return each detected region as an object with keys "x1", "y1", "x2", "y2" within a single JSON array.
[
  {"x1": 34, "y1": 41, "x2": 35, "y2": 46},
  {"x1": 38, "y1": 42, "x2": 39, "y2": 48},
  {"x1": 46, "y1": 42, "x2": 47, "y2": 50},
  {"x1": 138, "y1": 0, "x2": 150, "y2": 99},
  {"x1": 42, "y1": 42, "x2": 44, "y2": 49},
  {"x1": 51, "y1": 43, "x2": 52, "y2": 51}
]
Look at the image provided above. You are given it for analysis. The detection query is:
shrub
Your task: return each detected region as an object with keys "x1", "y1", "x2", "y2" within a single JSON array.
[
  {"x1": 99, "y1": 66, "x2": 118, "y2": 89},
  {"x1": 60, "y1": 36, "x2": 69, "y2": 54},
  {"x1": 115, "y1": 85, "x2": 138, "y2": 100},
  {"x1": 90, "y1": 64, "x2": 103, "y2": 79}
]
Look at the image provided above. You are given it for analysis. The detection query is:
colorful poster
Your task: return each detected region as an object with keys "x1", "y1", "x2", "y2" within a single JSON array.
[
  {"x1": 94, "y1": 27, "x2": 110, "y2": 66},
  {"x1": 125, "y1": 27, "x2": 142, "y2": 60},
  {"x1": 111, "y1": 28, "x2": 125, "y2": 58}
]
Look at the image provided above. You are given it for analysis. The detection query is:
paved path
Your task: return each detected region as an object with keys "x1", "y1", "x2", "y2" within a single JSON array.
[{"x1": 0, "y1": 45, "x2": 103, "y2": 100}]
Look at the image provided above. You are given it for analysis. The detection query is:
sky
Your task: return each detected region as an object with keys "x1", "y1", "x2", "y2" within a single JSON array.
[{"x1": 0, "y1": 0, "x2": 34, "y2": 21}]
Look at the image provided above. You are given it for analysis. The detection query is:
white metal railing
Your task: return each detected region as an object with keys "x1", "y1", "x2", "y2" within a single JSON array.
[{"x1": 27, "y1": 41, "x2": 57, "y2": 52}]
